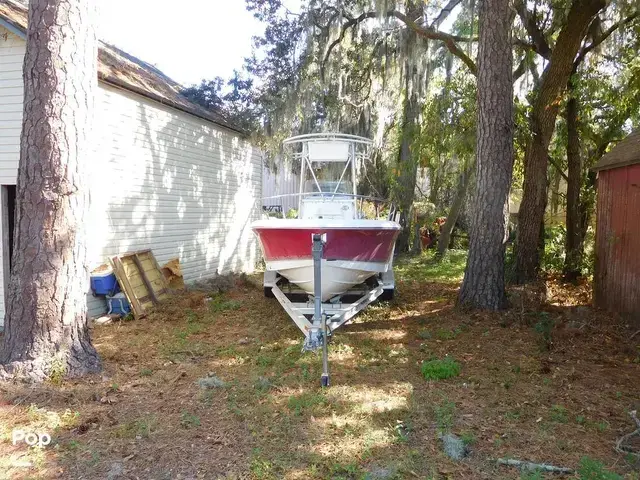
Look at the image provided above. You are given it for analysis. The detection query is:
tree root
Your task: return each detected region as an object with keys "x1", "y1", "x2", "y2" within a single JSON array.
[
  {"x1": 0, "y1": 350, "x2": 101, "y2": 383},
  {"x1": 496, "y1": 458, "x2": 574, "y2": 474},
  {"x1": 615, "y1": 410, "x2": 640, "y2": 458}
]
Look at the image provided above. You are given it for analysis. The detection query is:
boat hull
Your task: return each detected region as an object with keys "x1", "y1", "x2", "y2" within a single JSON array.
[{"x1": 252, "y1": 219, "x2": 400, "y2": 299}]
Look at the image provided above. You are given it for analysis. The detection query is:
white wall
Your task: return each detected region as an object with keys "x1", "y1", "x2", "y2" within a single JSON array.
[
  {"x1": 262, "y1": 164, "x2": 300, "y2": 214},
  {"x1": 0, "y1": 27, "x2": 23, "y2": 319},
  {"x1": 0, "y1": 27, "x2": 262, "y2": 322}
]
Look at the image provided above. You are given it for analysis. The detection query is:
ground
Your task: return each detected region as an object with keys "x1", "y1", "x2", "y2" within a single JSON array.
[{"x1": 0, "y1": 250, "x2": 638, "y2": 479}]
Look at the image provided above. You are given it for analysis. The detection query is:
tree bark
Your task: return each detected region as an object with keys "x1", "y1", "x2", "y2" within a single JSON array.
[
  {"x1": 437, "y1": 158, "x2": 475, "y2": 257},
  {"x1": 0, "y1": 0, "x2": 101, "y2": 381},
  {"x1": 563, "y1": 82, "x2": 582, "y2": 281},
  {"x1": 512, "y1": 0, "x2": 605, "y2": 283},
  {"x1": 457, "y1": 0, "x2": 513, "y2": 310}
]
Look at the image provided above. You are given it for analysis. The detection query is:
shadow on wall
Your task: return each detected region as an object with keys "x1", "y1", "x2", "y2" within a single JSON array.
[{"x1": 87, "y1": 89, "x2": 260, "y2": 290}]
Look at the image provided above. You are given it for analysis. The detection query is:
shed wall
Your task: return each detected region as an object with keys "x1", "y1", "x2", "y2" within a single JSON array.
[
  {"x1": 0, "y1": 28, "x2": 262, "y2": 323},
  {"x1": 594, "y1": 164, "x2": 640, "y2": 315},
  {"x1": 262, "y1": 166, "x2": 300, "y2": 214}
]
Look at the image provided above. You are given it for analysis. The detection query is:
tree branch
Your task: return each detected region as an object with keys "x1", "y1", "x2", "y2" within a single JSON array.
[
  {"x1": 513, "y1": 56, "x2": 528, "y2": 81},
  {"x1": 548, "y1": 155, "x2": 569, "y2": 182},
  {"x1": 514, "y1": 0, "x2": 552, "y2": 59},
  {"x1": 322, "y1": 9, "x2": 478, "y2": 78},
  {"x1": 391, "y1": 10, "x2": 477, "y2": 75},
  {"x1": 430, "y1": 0, "x2": 463, "y2": 29},
  {"x1": 321, "y1": 11, "x2": 378, "y2": 80},
  {"x1": 574, "y1": 11, "x2": 639, "y2": 69}
]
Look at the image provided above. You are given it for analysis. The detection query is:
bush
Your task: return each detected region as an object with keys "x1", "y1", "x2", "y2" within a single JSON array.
[
  {"x1": 421, "y1": 357, "x2": 461, "y2": 380},
  {"x1": 542, "y1": 224, "x2": 566, "y2": 273}
]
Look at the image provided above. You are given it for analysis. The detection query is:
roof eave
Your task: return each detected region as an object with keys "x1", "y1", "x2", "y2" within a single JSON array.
[
  {"x1": 592, "y1": 158, "x2": 640, "y2": 173},
  {"x1": 99, "y1": 76, "x2": 249, "y2": 138},
  {"x1": 0, "y1": 16, "x2": 249, "y2": 138},
  {"x1": 0, "y1": 17, "x2": 25, "y2": 38}
]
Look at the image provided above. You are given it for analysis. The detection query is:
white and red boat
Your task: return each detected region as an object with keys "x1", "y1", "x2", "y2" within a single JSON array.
[
  {"x1": 252, "y1": 133, "x2": 401, "y2": 386},
  {"x1": 252, "y1": 219, "x2": 399, "y2": 300}
]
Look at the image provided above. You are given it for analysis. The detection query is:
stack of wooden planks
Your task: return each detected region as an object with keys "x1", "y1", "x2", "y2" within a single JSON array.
[{"x1": 109, "y1": 250, "x2": 170, "y2": 318}]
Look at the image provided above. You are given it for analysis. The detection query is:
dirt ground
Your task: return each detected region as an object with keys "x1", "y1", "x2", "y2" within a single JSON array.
[{"x1": 0, "y1": 253, "x2": 638, "y2": 479}]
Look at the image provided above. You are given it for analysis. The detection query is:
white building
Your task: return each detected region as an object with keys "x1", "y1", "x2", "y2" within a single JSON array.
[{"x1": 0, "y1": 0, "x2": 262, "y2": 323}]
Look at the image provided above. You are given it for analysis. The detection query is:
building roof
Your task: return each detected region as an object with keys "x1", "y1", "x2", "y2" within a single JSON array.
[
  {"x1": 0, "y1": 0, "x2": 245, "y2": 135},
  {"x1": 593, "y1": 130, "x2": 640, "y2": 172}
]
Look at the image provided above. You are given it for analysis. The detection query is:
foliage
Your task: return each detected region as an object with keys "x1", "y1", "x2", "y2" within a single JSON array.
[
  {"x1": 577, "y1": 457, "x2": 623, "y2": 480},
  {"x1": 534, "y1": 312, "x2": 555, "y2": 352},
  {"x1": 541, "y1": 225, "x2": 567, "y2": 274},
  {"x1": 421, "y1": 357, "x2": 461, "y2": 381},
  {"x1": 433, "y1": 398, "x2": 456, "y2": 431},
  {"x1": 396, "y1": 249, "x2": 467, "y2": 284}
]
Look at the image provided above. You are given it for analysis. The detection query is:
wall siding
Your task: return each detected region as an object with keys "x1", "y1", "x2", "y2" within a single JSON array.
[
  {"x1": 594, "y1": 164, "x2": 640, "y2": 315},
  {"x1": 262, "y1": 165, "x2": 300, "y2": 214},
  {"x1": 0, "y1": 28, "x2": 262, "y2": 323}
]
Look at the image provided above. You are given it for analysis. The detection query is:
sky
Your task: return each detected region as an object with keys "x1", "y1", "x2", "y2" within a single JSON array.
[{"x1": 99, "y1": 1, "x2": 266, "y2": 87}]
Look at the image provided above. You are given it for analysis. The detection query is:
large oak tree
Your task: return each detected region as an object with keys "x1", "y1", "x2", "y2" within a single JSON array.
[{"x1": 0, "y1": 0, "x2": 101, "y2": 381}]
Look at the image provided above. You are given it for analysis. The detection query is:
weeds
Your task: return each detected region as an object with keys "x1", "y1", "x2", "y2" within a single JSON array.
[
  {"x1": 180, "y1": 411, "x2": 201, "y2": 428},
  {"x1": 577, "y1": 456, "x2": 622, "y2": 480},
  {"x1": 421, "y1": 357, "x2": 461, "y2": 380},
  {"x1": 433, "y1": 399, "x2": 456, "y2": 432},
  {"x1": 436, "y1": 327, "x2": 462, "y2": 340},
  {"x1": 287, "y1": 391, "x2": 327, "y2": 416},
  {"x1": 550, "y1": 405, "x2": 568, "y2": 423},
  {"x1": 534, "y1": 312, "x2": 555, "y2": 351},
  {"x1": 208, "y1": 294, "x2": 242, "y2": 314}
]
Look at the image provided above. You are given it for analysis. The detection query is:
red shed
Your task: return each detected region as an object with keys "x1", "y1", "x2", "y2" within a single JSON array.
[{"x1": 593, "y1": 130, "x2": 640, "y2": 315}]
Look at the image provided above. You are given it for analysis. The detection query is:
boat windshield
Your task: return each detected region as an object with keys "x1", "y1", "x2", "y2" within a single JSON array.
[{"x1": 304, "y1": 161, "x2": 353, "y2": 194}]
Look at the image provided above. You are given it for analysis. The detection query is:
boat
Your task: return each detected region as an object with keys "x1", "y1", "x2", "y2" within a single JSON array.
[
  {"x1": 251, "y1": 133, "x2": 401, "y2": 386},
  {"x1": 251, "y1": 219, "x2": 400, "y2": 300}
]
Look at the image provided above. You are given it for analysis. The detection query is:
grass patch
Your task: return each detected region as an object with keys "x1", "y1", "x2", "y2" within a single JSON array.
[
  {"x1": 208, "y1": 294, "x2": 243, "y2": 313},
  {"x1": 550, "y1": 404, "x2": 568, "y2": 423},
  {"x1": 287, "y1": 391, "x2": 327, "y2": 416},
  {"x1": 577, "y1": 457, "x2": 623, "y2": 480},
  {"x1": 421, "y1": 357, "x2": 461, "y2": 381},
  {"x1": 113, "y1": 416, "x2": 156, "y2": 439},
  {"x1": 396, "y1": 249, "x2": 467, "y2": 284},
  {"x1": 180, "y1": 411, "x2": 201, "y2": 429},
  {"x1": 434, "y1": 399, "x2": 456, "y2": 432},
  {"x1": 436, "y1": 327, "x2": 462, "y2": 340}
]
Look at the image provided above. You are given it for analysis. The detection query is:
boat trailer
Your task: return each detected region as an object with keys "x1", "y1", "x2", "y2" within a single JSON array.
[{"x1": 266, "y1": 234, "x2": 394, "y2": 387}]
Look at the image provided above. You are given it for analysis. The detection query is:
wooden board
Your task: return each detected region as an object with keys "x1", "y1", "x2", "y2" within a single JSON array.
[{"x1": 109, "y1": 249, "x2": 170, "y2": 319}]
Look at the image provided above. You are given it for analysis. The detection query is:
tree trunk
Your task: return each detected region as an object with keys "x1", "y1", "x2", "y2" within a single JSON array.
[
  {"x1": 0, "y1": 0, "x2": 101, "y2": 381},
  {"x1": 393, "y1": 0, "x2": 423, "y2": 253},
  {"x1": 563, "y1": 83, "x2": 582, "y2": 281},
  {"x1": 394, "y1": 84, "x2": 420, "y2": 253},
  {"x1": 457, "y1": 0, "x2": 513, "y2": 310},
  {"x1": 512, "y1": 0, "x2": 605, "y2": 283},
  {"x1": 437, "y1": 158, "x2": 475, "y2": 257}
]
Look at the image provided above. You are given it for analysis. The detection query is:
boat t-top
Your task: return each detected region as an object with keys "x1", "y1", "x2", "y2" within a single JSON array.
[{"x1": 252, "y1": 133, "x2": 401, "y2": 386}]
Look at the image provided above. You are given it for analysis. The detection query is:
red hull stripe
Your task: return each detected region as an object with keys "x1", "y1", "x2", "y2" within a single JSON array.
[{"x1": 254, "y1": 228, "x2": 399, "y2": 262}]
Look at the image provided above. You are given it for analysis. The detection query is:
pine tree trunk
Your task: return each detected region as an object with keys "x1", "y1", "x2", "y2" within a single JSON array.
[
  {"x1": 457, "y1": 0, "x2": 513, "y2": 310},
  {"x1": 437, "y1": 159, "x2": 475, "y2": 257},
  {"x1": 0, "y1": 0, "x2": 101, "y2": 381},
  {"x1": 512, "y1": 0, "x2": 605, "y2": 283},
  {"x1": 563, "y1": 84, "x2": 582, "y2": 281}
]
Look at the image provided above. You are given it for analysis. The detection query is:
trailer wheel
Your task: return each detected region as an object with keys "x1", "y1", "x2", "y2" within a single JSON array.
[
  {"x1": 264, "y1": 287, "x2": 275, "y2": 298},
  {"x1": 379, "y1": 288, "x2": 394, "y2": 301}
]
